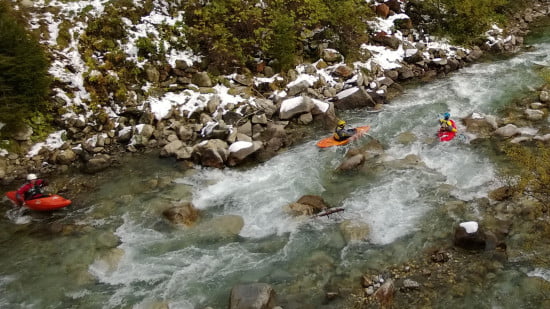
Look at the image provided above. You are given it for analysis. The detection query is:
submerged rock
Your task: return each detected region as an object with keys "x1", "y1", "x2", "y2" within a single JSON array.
[{"x1": 229, "y1": 283, "x2": 277, "y2": 309}]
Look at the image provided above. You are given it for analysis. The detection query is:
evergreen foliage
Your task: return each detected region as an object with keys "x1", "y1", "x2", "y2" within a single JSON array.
[
  {"x1": 0, "y1": 0, "x2": 51, "y2": 138},
  {"x1": 182, "y1": 0, "x2": 373, "y2": 73},
  {"x1": 267, "y1": 10, "x2": 297, "y2": 72},
  {"x1": 407, "y1": 0, "x2": 528, "y2": 45}
]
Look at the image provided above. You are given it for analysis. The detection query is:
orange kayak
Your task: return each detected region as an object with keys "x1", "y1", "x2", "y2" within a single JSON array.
[
  {"x1": 5, "y1": 191, "x2": 71, "y2": 211},
  {"x1": 316, "y1": 125, "x2": 371, "y2": 148}
]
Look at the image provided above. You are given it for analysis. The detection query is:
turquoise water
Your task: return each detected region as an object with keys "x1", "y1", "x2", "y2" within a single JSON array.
[{"x1": 2, "y1": 19, "x2": 550, "y2": 309}]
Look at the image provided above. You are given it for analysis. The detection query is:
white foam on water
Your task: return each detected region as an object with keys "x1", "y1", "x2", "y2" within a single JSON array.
[
  {"x1": 527, "y1": 268, "x2": 550, "y2": 281},
  {"x1": 5, "y1": 208, "x2": 32, "y2": 225},
  {"x1": 186, "y1": 144, "x2": 328, "y2": 238},
  {"x1": 340, "y1": 168, "x2": 433, "y2": 245},
  {"x1": 92, "y1": 214, "x2": 286, "y2": 308}
]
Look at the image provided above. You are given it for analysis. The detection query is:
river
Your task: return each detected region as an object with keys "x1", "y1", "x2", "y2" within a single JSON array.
[{"x1": 2, "y1": 18, "x2": 550, "y2": 309}]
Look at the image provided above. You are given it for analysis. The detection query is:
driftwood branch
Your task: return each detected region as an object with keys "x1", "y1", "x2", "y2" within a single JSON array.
[{"x1": 315, "y1": 207, "x2": 345, "y2": 218}]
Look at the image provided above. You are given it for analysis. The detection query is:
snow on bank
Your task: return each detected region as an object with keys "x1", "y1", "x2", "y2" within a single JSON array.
[
  {"x1": 6, "y1": 0, "x2": 497, "y2": 157},
  {"x1": 27, "y1": 130, "x2": 66, "y2": 157}
]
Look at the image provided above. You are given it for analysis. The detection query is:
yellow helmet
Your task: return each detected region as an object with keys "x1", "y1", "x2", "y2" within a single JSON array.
[{"x1": 337, "y1": 120, "x2": 346, "y2": 127}]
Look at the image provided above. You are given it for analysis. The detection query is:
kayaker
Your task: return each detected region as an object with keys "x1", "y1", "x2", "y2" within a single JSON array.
[
  {"x1": 15, "y1": 173, "x2": 48, "y2": 206},
  {"x1": 439, "y1": 112, "x2": 457, "y2": 133},
  {"x1": 333, "y1": 119, "x2": 357, "y2": 141}
]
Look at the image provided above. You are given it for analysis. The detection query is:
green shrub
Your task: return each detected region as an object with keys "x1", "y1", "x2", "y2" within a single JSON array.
[
  {"x1": 325, "y1": 0, "x2": 371, "y2": 61},
  {"x1": 502, "y1": 143, "x2": 550, "y2": 209}
]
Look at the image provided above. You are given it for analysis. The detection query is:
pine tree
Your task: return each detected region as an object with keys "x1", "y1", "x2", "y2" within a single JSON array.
[{"x1": 0, "y1": 0, "x2": 51, "y2": 137}]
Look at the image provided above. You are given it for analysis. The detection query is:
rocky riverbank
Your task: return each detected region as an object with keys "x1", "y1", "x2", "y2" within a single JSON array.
[{"x1": 1, "y1": 1, "x2": 549, "y2": 189}]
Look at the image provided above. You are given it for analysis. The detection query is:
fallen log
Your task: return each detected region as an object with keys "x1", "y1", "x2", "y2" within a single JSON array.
[{"x1": 316, "y1": 207, "x2": 345, "y2": 218}]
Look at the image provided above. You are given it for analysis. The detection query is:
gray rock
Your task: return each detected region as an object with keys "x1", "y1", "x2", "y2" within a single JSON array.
[
  {"x1": 495, "y1": 124, "x2": 519, "y2": 138},
  {"x1": 229, "y1": 283, "x2": 276, "y2": 309}
]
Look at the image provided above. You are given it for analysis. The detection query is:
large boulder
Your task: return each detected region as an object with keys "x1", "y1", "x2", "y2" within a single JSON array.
[
  {"x1": 228, "y1": 141, "x2": 263, "y2": 165},
  {"x1": 463, "y1": 113, "x2": 498, "y2": 137},
  {"x1": 192, "y1": 139, "x2": 229, "y2": 168},
  {"x1": 333, "y1": 87, "x2": 376, "y2": 110},
  {"x1": 453, "y1": 221, "x2": 487, "y2": 250},
  {"x1": 494, "y1": 124, "x2": 520, "y2": 138},
  {"x1": 337, "y1": 154, "x2": 365, "y2": 171},
  {"x1": 55, "y1": 149, "x2": 77, "y2": 165},
  {"x1": 285, "y1": 195, "x2": 330, "y2": 216},
  {"x1": 160, "y1": 140, "x2": 184, "y2": 157},
  {"x1": 279, "y1": 96, "x2": 313, "y2": 120}
]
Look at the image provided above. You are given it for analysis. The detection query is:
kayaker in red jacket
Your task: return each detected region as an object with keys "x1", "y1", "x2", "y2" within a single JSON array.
[{"x1": 16, "y1": 174, "x2": 48, "y2": 206}]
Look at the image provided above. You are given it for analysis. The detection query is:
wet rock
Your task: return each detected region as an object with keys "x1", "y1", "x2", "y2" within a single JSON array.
[
  {"x1": 373, "y1": 279, "x2": 395, "y2": 307},
  {"x1": 396, "y1": 132, "x2": 417, "y2": 144},
  {"x1": 401, "y1": 278, "x2": 421, "y2": 290},
  {"x1": 90, "y1": 247, "x2": 125, "y2": 275},
  {"x1": 286, "y1": 202, "x2": 319, "y2": 216},
  {"x1": 199, "y1": 215, "x2": 244, "y2": 238},
  {"x1": 229, "y1": 283, "x2": 277, "y2": 309},
  {"x1": 297, "y1": 195, "x2": 330, "y2": 211},
  {"x1": 463, "y1": 113, "x2": 498, "y2": 136},
  {"x1": 495, "y1": 124, "x2": 519, "y2": 138},
  {"x1": 453, "y1": 221, "x2": 487, "y2": 250},
  {"x1": 162, "y1": 202, "x2": 200, "y2": 227},
  {"x1": 430, "y1": 249, "x2": 450, "y2": 263},
  {"x1": 539, "y1": 90, "x2": 550, "y2": 103},
  {"x1": 337, "y1": 154, "x2": 365, "y2": 171},
  {"x1": 339, "y1": 220, "x2": 370, "y2": 243},
  {"x1": 524, "y1": 109, "x2": 545, "y2": 121},
  {"x1": 488, "y1": 186, "x2": 514, "y2": 201},
  {"x1": 96, "y1": 231, "x2": 120, "y2": 248}
]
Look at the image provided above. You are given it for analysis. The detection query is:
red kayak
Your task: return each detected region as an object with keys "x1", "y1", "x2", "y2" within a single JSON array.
[
  {"x1": 438, "y1": 130, "x2": 456, "y2": 142},
  {"x1": 438, "y1": 119, "x2": 457, "y2": 142},
  {"x1": 5, "y1": 191, "x2": 71, "y2": 211},
  {"x1": 316, "y1": 125, "x2": 371, "y2": 148}
]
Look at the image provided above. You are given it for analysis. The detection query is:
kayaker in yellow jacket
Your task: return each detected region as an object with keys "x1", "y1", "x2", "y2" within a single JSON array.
[
  {"x1": 334, "y1": 120, "x2": 357, "y2": 141},
  {"x1": 439, "y1": 112, "x2": 457, "y2": 133}
]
